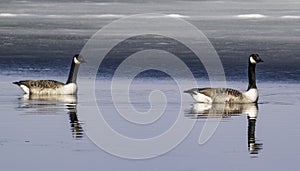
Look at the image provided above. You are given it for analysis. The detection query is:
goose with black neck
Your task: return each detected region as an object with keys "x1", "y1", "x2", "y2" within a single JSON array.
[
  {"x1": 13, "y1": 54, "x2": 85, "y2": 95},
  {"x1": 184, "y1": 54, "x2": 263, "y2": 103}
]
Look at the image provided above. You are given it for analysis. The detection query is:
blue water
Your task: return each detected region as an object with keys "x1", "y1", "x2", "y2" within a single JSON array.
[{"x1": 0, "y1": 0, "x2": 300, "y2": 170}]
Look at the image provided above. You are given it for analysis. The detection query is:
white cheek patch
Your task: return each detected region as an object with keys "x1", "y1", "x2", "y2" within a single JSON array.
[
  {"x1": 74, "y1": 57, "x2": 80, "y2": 64},
  {"x1": 250, "y1": 56, "x2": 257, "y2": 64}
]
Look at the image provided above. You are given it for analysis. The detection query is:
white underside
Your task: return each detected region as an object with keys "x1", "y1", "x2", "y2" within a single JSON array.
[
  {"x1": 242, "y1": 88, "x2": 258, "y2": 103},
  {"x1": 191, "y1": 92, "x2": 213, "y2": 103},
  {"x1": 189, "y1": 88, "x2": 258, "y2": 103},
  {"x1": 20, "y1": 83, "x2": 77, "y2": 95},
  {"x1": 20, "y1": 85, "x2": 30, "y2": 94}
]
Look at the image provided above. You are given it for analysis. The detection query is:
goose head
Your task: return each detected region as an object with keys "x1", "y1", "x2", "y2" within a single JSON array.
[
  {"x1": 249, "y1": 54, "x2": 263, "y2": 64},
  {"x1": 73, "y1": 54, "x2": 86, "y2": 64}
]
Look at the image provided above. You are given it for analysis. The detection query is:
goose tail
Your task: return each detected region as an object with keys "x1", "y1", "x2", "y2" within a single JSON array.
[
  {"x1": 13, "y1": 81, "x2": 30, "y2": 94},
  {"x1": 184, "y1": 89, "x2": 198, "y2": 95},
  {"x1": 13, "y1": 81, "x2": 21, "y2": 86}
]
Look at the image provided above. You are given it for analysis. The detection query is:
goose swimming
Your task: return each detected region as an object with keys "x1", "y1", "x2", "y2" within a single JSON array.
[
  {"x1": 184, "y1": 54, "x2": 263, "y2": 103},
  {"x1": 13, "y1": 54, "x2": 85, "y2": 95}
]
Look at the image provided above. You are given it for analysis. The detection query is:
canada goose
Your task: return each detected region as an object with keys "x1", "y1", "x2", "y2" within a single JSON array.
[
  {"x1": 184, "y1": 54, "x2": 263, "y2": 103},
  {"x1": 13, "y1": 54, "x2": 85, "y2": 95}
]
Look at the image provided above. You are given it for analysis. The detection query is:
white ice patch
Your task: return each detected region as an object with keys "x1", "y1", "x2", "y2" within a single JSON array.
[
  {"x1": 0, "y1": 13, "x2": 33, "y2": 17},
  {"x1": 165, "y1": 14, "x2": 189, "y2": 18},
  {"x1": 45, "y1": 14, "x2": 126, "y2": 19},
  {"x1": 81, "y1": 14, "x2": 126, "y2": 18},
  {"x1": 280, "y1": 15, "x2": 300, "y2": 19},
  {"x1": 236, "y1": 14, "x2": 267, "y2": 19},
  {"x1": 141, "y1": 14, "x2": 189, "y2": 19}
]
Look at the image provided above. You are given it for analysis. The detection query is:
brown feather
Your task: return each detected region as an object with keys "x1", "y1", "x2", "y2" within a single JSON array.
[
  {"x1": 197, "y1": 88, "x2": 213, "y2": 97},
  {"x1": 18, "y1": 80, "x2": 65, "y2": 89}
]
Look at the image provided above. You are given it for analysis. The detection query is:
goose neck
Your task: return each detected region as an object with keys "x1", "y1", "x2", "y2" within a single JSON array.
[
  {"x1": 66, "y1": 60, "x2": 79, "y2": 84},
  {"x1": 247, "y1": 62, "x2": 257, "y2": 90}
]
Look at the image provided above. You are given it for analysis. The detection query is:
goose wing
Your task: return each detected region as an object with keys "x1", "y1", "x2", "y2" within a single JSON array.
[
  {"x1": 185, "y1": 88, "x2": 243, "y2": 103},
  {"x1": 197, "y1": 88, "x2": 214, "y2": 97},
  {"x1": 13, "y1": 80, "x2": 65, "y2": 89},
  {"x1": 184, "y1": 88, "x2": 213, "y2": 96},
  {"x1": 196, "y1": 88, "x2": 242, "y2": 97}
]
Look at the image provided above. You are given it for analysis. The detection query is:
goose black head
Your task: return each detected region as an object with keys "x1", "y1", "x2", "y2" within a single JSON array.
[
  {"x1": 249, "y1": 54, "x2": 263, "y2": 64},
  {"x1": 73, "y1": 54, "x2": 86, "y2": 64}
]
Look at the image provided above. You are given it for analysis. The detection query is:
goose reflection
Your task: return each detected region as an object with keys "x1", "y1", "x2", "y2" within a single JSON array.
[
  {"x1": 67, "y1": 104, "x2": 84, "y2": 140},
  {"x1": 21, "y1": 94, "x2": 77, "y2": 103},
  {"x1": 186, "y1": 103, "x2": 263, "y2": 156},
  {"x1": 19, "y1": 94, "x2": 83, "y2": 139}
]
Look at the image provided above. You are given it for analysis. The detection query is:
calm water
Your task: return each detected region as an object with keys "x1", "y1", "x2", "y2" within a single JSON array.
[
  {"x1": 0, "y1": 0, "x2": 300, "y2": 170},
  {"x1": 1, "y1": 75, "x2": 300, "y2": 170}
]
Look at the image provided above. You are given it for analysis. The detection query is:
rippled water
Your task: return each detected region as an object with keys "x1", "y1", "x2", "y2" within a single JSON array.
[{"x1": 0, "y1": 0, "x2": 300, "y2": 170}]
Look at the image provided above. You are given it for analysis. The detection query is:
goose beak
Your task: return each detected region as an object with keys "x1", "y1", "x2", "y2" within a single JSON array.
[
  {"x1": 81, "y1": 59, "x2": 87, "y2": 63},
  {"x1": 78, "y1": 55, "x2": 86, "y2": 63},
  {"x1": 257, "y1": 57, "x2": 264, "y2": 63}
]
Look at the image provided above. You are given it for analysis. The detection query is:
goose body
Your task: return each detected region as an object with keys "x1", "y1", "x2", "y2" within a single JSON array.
[
  {"x1": 13, "y1": 54, "x2": 85, "y2": 95},
  {"x1": 185, "y1": 87, "x2": 258, "y2": 103},
  {"x1": 185, "y1": 54, "x2": 263, "y2": 103}
]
